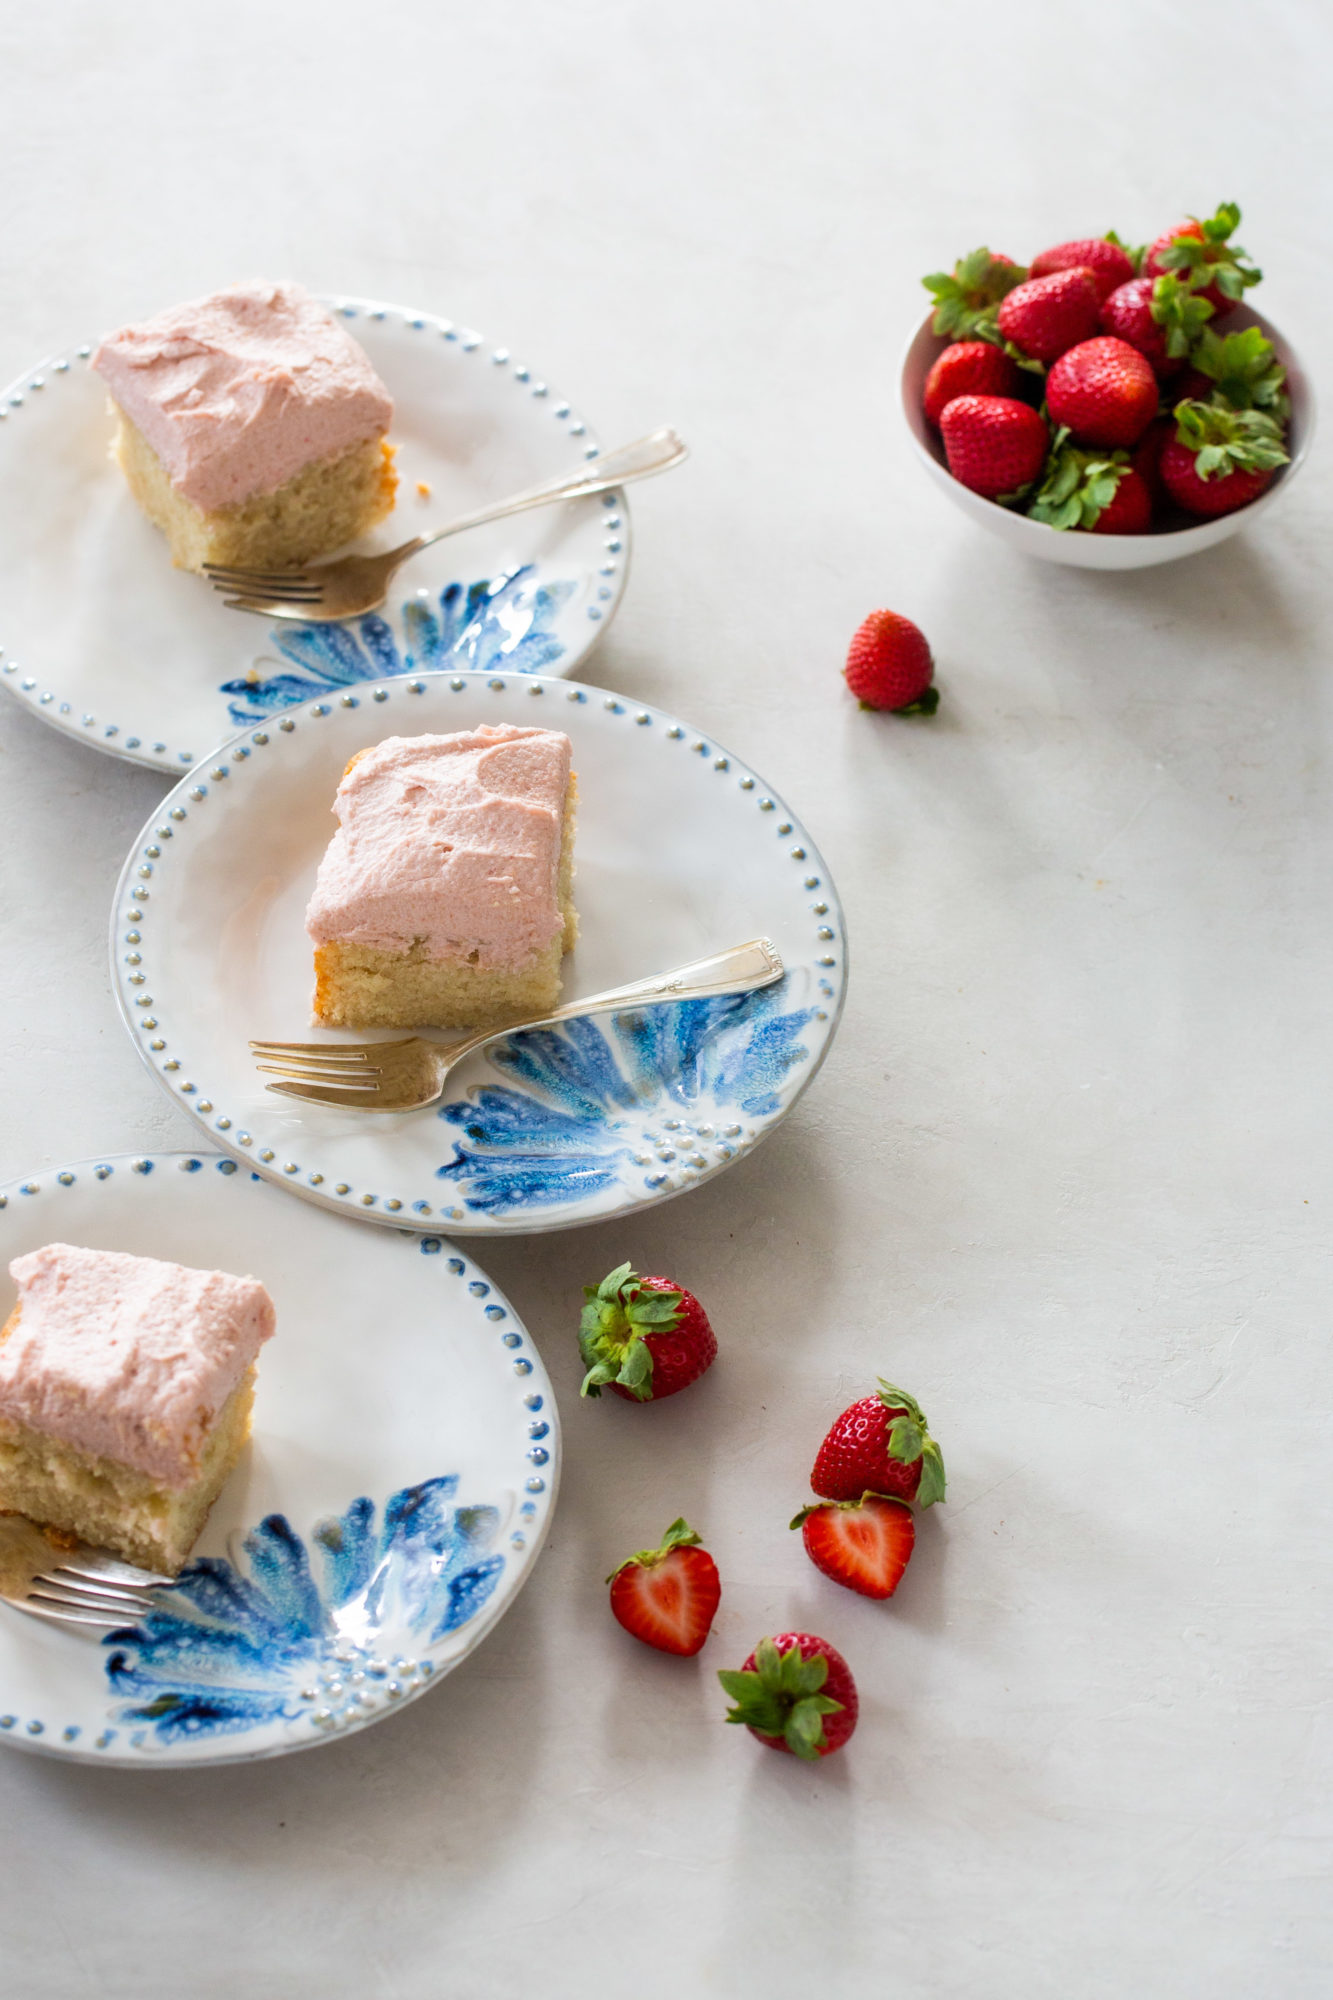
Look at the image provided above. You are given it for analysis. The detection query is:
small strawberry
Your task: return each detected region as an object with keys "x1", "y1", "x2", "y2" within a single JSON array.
[
  {"x1": 811, "y1": 1379, "x2": 946, "y2": 1507},
  {"x1": 1187, "y1": 324, "x2": 1289, "y2": 420},
  {"x1": 792, "y1": 1494, "x2": 915, "y2": 1600},
  {"x1": 996, "y1": 268, "x2": 1101, "y2": 365},
  {"x1": 1144, "y1": 202, "x2": 1260, "y2": 318},
  {"x1": 922, "y1": 248, "x2": 1027, "y2": 341},
  {"x1": 843, "y1": 610, "x2": 938, "y2": 714},
  {"x1": 939, "y1": 394, "x2": 1049, "y2": 500},
  {"x1": 1046, "y1": 337, "x2": 1158, "y2": 448},
  {"x1": 1029, "y1": 236, "x2": 1136, "y2": 303},
  {"x1": 922, "y1": 340, "x2": 1018, "y2": 426},
  {"x1": 607, "y1": 1518, "x2": 721, "y2": 1656},
  {"x1": 579, "y1": 1262, "x2": 717, "y2": 1401},
  {"x1": 1028, "y1": 432, "x2": 1152, "y2": 534},
  {"x1": 719, "y1": 1633, "x2": 858, "y2": 1760},
  {"x1": 1160, "y1": 401, "x2": 1289, "y2": 518},
  {"x1": 1100, "y1": 273, "x2": 1211, "y2": 378}
]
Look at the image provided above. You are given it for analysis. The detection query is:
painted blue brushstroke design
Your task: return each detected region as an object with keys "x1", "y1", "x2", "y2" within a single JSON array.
[
  {"x1": 103, "y1": 1477, "x2": 504, "y2": 1745},
  {"x1": 219, "y1": 566, "x2": 575, "y2": 725},
  {"x1": 437, "y1": 982, "x2": 815, "y2": 1216}
]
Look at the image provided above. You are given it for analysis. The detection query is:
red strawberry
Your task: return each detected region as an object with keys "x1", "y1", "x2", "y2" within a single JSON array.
[
  {"x1": 1173, "y1": 367, "x2": 1214, "y2": 404},
  {"x1": 843, "y1": 610, "x2": 938, "y2": 714},
  {"x1": 793, "y1": 1494, "x2": 915, "y2": 1599},
  {"x1": 1160, "y1": 401, "x2": 1288, "y2": 518},
  {"x1": 923, "y1": 340, "x2": 1018, "y2": 426},
  {"x1": 1100, "y1": 277, "x2": 1176, "y2": 376},
  {"x1": 608, "y1": 1518, "x2": 721, "y2": 1656},
  {"x1": 1029, "y1": 236, "x2": 1136, "y2": 303},
  {"x1": 719, "y1": 1633, "x2": 858, "y2": 1760},
  {"x1": 1144, "y1": 203, "x2": 1260, "y2": 318},
  {"x1": 939, "y1": 395, "x2": 1049, "y2": 500},
  {"x1": 1046, "y1": 337, "x2": 1158, "y2": 448},
  {"x1": 579, "y1": 1262, "x2": 717, "y2": 1401},
  {"x1": 997, "y1": 268, "x2": 1100, "y2": 364},
  {"x1": 1130, "y1": 416, "x2": 1173, "y2": 507},
  {"x1": 811, "y1": 1379, "x2": 946, "y2": 1507},
  {"x1": 1087, "y1": 466, "x2": 1152, "y2": 534}
]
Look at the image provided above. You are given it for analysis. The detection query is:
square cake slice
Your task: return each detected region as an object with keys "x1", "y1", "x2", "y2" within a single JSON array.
[
  {"x1": 305, "y1": 725, "x2": 579, "y2": 1030},
  {"x1": 0, "y1": 1243, "x2": 276, "y2": 1574},
  {"x1": 91, "y1": 280, "x2": 396, "y2": 572}
]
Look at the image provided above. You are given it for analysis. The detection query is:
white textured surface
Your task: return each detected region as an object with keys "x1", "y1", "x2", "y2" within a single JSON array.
[{"x1": 1, "y1": 2, "x2": 1330, "y2": 1995}]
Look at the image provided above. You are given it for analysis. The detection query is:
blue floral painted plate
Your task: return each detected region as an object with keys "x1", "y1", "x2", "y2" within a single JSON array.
[
  {"x1": 0, "y1": 1153, "x2": 556, "y2": 1767},
  {"x1": 0, "y1": 297, "x2": 630, "y2": 775},
  {"x1": 110, "y1": 671, "x2": 848, "y2": 1235}
]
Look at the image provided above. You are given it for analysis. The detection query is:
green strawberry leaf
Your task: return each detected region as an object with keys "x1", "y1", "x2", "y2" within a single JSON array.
[
  {"x1": 1173, "y1": 400, "x2": 1290, "y2": 479},
  {"x1": 923, "y1": 248, "x2": 1027, "y2": 339},
  {"x1": 785, "y1": 1695, "x2": 842, "y2": 1761},
  {"x1": 1027, "y1": 429, "x2": 1132, "y2": 530},
  {"x1": 878, "y1": 1378, "x2": 948, "y2": 1505},
  {"x1": 1189, "y1": 325, "x2": 1289, "y2": 418},
  {"x1": 915, "y1": 1444, "x2": 948, "y2": 1508},
  {"x1": 1149, "y1": 272, "x2": 1214, "y2": 357},
  {"x1": 615, "y1": 1337, "x2": 655, "y2": 1400},
  {"x1": 1156, "y1": 203, "x2": 1261, "y2": 299},
  {"x1": 1105, "y1": 228, "x2": 1145, "y2": 274}
]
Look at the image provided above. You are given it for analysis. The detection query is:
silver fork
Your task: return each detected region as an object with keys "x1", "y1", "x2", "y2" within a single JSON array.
[
  {"x1": 0, "y1": 1517, "x2": 170, "y2": 1632},
  {"x1": 251, "y1": 936, "x2": 784, "y2": 1110},
  {"x1": 203, "y1": 425, "x2": 688, "y2": 621}
]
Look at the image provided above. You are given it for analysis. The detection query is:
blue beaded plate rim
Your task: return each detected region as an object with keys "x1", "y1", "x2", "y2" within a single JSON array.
[
  {"x1": 0, "y1": 1151, "x2": 559, "y2": 1768},
  {"x1": 107, "y1": 669, "x2": 850, "y2": 1238},
  {"x1": 0, "y1": 294, "x2": 630, "y2": 775}
]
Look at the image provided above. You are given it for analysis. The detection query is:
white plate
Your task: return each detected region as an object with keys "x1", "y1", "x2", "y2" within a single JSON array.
[
  {"x1": 0, "y1": 296, "x2": 631, "y2": 773},
  {"x1": 110, "y1": 671, "x2": 848, "y2": 1236},
  {"x1": 0, "y1": 1151, "x2": 556, "y2": 1768},
  {"x1": 899, "y1": 303, "x2": 1315, "y2": 569}
]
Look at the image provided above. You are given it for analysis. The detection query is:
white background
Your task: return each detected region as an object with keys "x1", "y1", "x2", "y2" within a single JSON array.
[{"x1": 1, "y1": 3, "x2": 1330, "y2": 1995}]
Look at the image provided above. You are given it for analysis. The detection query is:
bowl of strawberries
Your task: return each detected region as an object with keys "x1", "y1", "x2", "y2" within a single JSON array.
[{"x1": 901, "y1": 204, "x2": 1313, "y2": 569}]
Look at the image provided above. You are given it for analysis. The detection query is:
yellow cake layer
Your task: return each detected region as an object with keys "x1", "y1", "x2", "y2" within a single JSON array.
[
  {"x1": 113, "y1": 412, "x2": 397, "y2": 572},
  {"x1": 0, "y1": 1367, "x2": 256, "y2": 1575},
  {"x1": 313, "y1": 773, "x2": 580, "y2": 1030}
]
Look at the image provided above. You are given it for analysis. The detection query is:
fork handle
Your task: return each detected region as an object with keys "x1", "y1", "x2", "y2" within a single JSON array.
[
  {"x1": 380, "y1": 427, "x2": 688, "y2": 566},
  {"x1": 462, "y1": 938, "x2": 785, "y2": 1055}
]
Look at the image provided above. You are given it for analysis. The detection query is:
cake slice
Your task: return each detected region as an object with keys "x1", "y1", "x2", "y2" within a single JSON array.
[
  {"x1": 91, "y1": 280, "x2": 396, "y2": 572},
  {"x1": 0, "y1": 1243, "x2": 276, "y2": 1574},
  {"x1": 305, "y1": 725, "x2": 579, "y2": 1030}
]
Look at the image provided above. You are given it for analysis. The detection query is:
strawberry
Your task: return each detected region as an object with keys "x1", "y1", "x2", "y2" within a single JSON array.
[
  {"x1": 1100, "y1": 273, "x2": 1211, "y2": 378},
  {"x1": 939, "y1": 395, "x2": 1049, "y2": 500},
  {"x1": 844, "y1": 610, "x2": 938, "y2": 714},
  {"x1": 1144, "y1": 203, "x2": 1260, "y2": 318},
  {"x1": 792, "y1": 1494, "x2": 915, "y2": 1599},
  {"x1": 579, "y1": 1262, "x2": 717, "y2": 1401},
  {"x1": 1160, "y1": 401, "x2": 1288, "y2": 518},
  {"x1": 1028, "y1": 432, "x2": 1152, "y2": 534},
  {"x1": 1186, "y1": 324, "x2": 1289, "y2": 420},
  {"x1": 922, "y1": 248, "x2": 1026, "y2": 341},
  {"x1": 1029, "y1": 236, "x2": 1136, "y2": 303},
  {"x1": 1046, "y1": 337, "x2": 1158, "y2": 448},
  {"x1": 607, "y1": 1518, "x2": 721, "y2": 1656},
  {"x1": 1130, "y1": 416, "x2": 1173, "y2": 507},
  {"x1": 996, "y1": 268, "x2": 1101, "y2": 365},
  {"x1": 923, "y1": 340, "x2": 1018, "y2": 426},
  {"x1": 811, "y1": 1379, "x2": 946, "y2": 1507},
  {"x1": 719, "y1": 1633, "x2": 858, "y2": 1759}
]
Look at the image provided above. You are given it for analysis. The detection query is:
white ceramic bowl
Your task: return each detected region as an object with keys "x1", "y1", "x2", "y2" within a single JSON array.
[{"x1": 899, "y1": 302, "x2": 1315, "y2": 569}]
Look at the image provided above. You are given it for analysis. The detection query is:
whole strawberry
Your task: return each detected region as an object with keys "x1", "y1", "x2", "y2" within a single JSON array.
[
  {"x1": 997, "y1": 267, "x2": 1101, "y2": 364},
  {"x1": 793, "y1": 1494, "x2": 915, "y2": 1600},
  {"x1": 922, "y1": 340, "x2": 1018, "y2": 426},
  {"x1": 811, "y1": 1379, "x2": 946, "y2": 1506},
  {"x1": 608, "y1": 1518, "x2": 721, "y2": 1656},
  {"x1": 1144, "y1": 202, "x2": 1260, "y2": 318},
  {"x1": 922, "y1": 248, "x2": 1027, "y2": 340},
  {"x1": 719, "y1": 1633, "x2": 858, "y2": 1759},
  {"x1": 939, "y1": 394, "x2": 1049, "y2": 500},
  {"x1": 1130, "y1": 416, "x2": 1173, "y2": 508},
  {"x1": 1028, "y1": 433, "x2": 1152, "y2": 535},
  {"x1": 1100, "y1": 273, "x2": 1212, "y2": 378},
  {"x1": 1046, "y1": 337, "x2": 1158, "y2": 449},
  {"x1": 1160, "y1": 401, "x2": 1288, "y2": 518},
  {"x1": 1029, "y1": 236, "x2": 1136, "y2": 303},
  {"x1": 579, "y1": 1262, "x2": 717, "y2": 1401},
  {"x1": 844, "y1": 610, "x2": 938, "y2": 714}
]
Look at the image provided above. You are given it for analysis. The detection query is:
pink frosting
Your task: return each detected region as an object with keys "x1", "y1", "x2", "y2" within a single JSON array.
[
  {"x1": 1, "y1": 1243, "x2": 276, "y2": 1489},
  {"x1": 305, "y1": 727, "x2": 573, "y2": 967},
  {"x1": 91, "y1": 281, "x2": 393, "y2": 512}
]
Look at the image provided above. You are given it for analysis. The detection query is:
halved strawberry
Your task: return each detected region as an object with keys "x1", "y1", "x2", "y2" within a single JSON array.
[
  {"x1": 608, "y1": 1519, "x2": 721, "y2": 1656},
  {"x1": 793, "y1": 1494, "x2": 915, "y2": 1599},
  {"x1": 719, "y1": 1633, "x2": 858, "y2": 1759}
]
